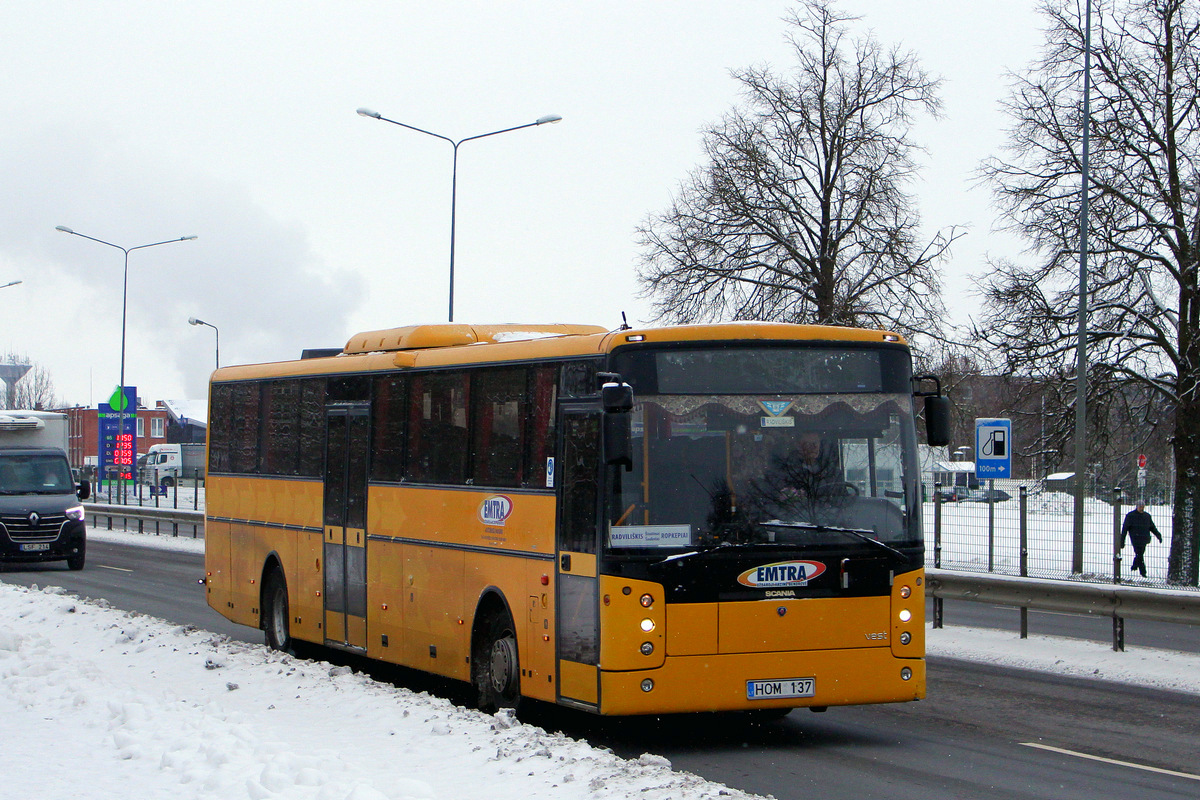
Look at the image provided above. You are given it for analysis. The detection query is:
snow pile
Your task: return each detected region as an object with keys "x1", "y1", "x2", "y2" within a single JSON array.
[
  {"x1": 927, "y1": 625, "x2": 1199, "y2": 696},
  {"x1": 0, "y1": 582, "x2": 760, "y2": 800}
]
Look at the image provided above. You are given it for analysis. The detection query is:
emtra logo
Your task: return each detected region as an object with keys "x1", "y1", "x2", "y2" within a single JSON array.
[
  {"x1": 737, "y1": 560, "x2": 826, "y2": 588},
  {"x1": 479, "y1": 495, "x2": 514, "y2": 526}
]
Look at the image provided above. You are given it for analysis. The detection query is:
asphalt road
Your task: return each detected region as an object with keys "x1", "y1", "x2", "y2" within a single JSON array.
[{"x1": 3, "y1": 540, "x2": 1199, "y2": 799}]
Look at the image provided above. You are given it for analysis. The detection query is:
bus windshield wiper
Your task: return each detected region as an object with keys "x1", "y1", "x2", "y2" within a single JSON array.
[{"x1": 758, "y1": 521, "x2": 909, "y2": 562}]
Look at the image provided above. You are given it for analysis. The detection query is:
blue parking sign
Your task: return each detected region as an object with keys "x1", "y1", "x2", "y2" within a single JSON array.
[{"x1": 975, "y1": 418, "x2": 1012, "y2": 479}]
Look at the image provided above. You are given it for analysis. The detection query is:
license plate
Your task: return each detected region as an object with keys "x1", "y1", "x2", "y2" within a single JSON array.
[
  {"x1": 747, "y1": 677, "x2": 815, "y2": 700},
  {"x1": 20, "y1": 543, "x2": 50, "y2": 552}
]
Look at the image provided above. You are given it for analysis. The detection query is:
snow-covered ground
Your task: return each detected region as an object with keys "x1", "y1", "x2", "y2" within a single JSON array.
[{"x1": 2, "y1": 528, "x2": 1197, "y2": 800}]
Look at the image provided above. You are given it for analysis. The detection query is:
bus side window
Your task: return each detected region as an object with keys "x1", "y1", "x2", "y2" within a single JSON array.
[
  {"x1": 471, "y1": 368, "x2": 525, "y2": 488},
  {"x1": 559, "y1": 414, "x2": 599, "y2": 554},
  {"x1": 525, "y1": 365, "x2": 558, "y2": 488},
  {"x1": 406, "y1": 372, "x2": 468, "y2": 485},
  {"x1": 371, "y1": 374, "x2": 407, "y2": 482}
]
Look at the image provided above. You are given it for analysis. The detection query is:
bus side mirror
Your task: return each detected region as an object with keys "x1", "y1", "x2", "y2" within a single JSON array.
[
  {"x1": 601, "y1": 380, "x2": 634, "y2": 470},
  {"x1": 601, "y1": 381, "x2": 634, "y2": 413},
  {"x1": 924, "y1": 395, "x2": 951, "y2": 447},
  {"x1": 78, "y1": 480, "x2": 91, "y2": 501},
  {"x1": 912, "y1": 374, "x2": 952, "y2": 447}
]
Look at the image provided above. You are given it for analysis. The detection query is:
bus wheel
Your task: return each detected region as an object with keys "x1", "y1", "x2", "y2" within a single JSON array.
[
  {"x1": 162, "y1": 477, "x2": 175, "y2": 488},
  {"x1": 474, "y1": 612, "x2": 520, "y2": 713},
  {"x1": 263, "y1": 569, "x2": 292, "y2": 653}
]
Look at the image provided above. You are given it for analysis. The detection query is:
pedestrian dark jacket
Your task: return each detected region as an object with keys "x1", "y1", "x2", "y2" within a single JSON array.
[{"x1": 1121, "y1": 509, "x2": 1162, "y2": 545}]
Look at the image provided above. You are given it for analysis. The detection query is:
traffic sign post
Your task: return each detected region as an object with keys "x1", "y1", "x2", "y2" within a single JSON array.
[{"x1": 975, "y1": 418, "x2": 1012, "y2": 480}]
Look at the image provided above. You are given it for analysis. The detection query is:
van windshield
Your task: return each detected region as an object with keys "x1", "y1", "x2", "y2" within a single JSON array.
[{"x1": 0, "y1": 454, "x2": 74, "y2": 494}]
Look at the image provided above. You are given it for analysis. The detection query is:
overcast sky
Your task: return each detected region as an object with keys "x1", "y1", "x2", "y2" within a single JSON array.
[{"x1": 0, "y1": 1, "x2": 1045, "y2": 408}]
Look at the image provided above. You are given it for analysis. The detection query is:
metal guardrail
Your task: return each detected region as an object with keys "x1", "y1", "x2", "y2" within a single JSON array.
[
  {"x1": 927, "y1": 568, "x2": 1200, "y2": 626},
  {"x1": 85, "y1": 502, "x2": 204, "y2": 538},
  {"x1": 927, "y1": 566, "x2": 1200, "y2": 650}
]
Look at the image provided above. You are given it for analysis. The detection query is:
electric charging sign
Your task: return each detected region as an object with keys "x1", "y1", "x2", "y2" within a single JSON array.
[{"x1": 975, "y1": 418, "x2": 1012, "y2": 479}]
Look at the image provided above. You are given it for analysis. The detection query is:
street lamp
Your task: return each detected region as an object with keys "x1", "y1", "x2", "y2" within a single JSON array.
[
  {"x1": 356, "y1": 107, "x2": 562, "y2": 322},
  {"x1": 0, "y1": 280, "x2": 21, "y2": 290},
  {"x1": 188, "y1": 317, "x2": 219, "y2": 369},
  {"x1": 56, "y1": 225, "x2": 197, "y2": 500}
]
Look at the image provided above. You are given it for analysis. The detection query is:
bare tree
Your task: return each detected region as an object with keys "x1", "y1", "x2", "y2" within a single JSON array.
[
  {"x1": 978, "y1": 0, "x2": 1200, "y2": 583},
  {"x1": 637, "y1": 0, "x2": 960, "y2": 341},
  {"x1": 0, "y1": 351, "x2": 59, "y2": 410}
]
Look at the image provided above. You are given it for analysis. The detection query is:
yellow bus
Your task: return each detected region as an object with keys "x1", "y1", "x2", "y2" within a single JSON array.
[{"x1": 203, "y1": 321, "x2": 949, "y2": 716}]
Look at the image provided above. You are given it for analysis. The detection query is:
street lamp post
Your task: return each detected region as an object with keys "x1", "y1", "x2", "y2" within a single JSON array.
[
  {"x1": 188, "y1": 317, "x2": 220, "y2": 369},
  {"x1": 56, "y1": 226, "x2": 197, "y2": 501},
  {"x1": 356, "y1": 107, "x2": 562, "y2": 322}
]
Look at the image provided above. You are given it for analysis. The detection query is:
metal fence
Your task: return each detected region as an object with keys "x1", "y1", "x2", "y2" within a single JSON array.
[{"x1": 922, "y1": 478, "x2": 1196, "y2": 590}]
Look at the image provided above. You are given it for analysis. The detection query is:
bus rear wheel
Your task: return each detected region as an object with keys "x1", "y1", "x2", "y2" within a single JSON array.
[
  {"x1": 474, "y1": 611, "x2": 520, "y2": 713},
  {"x1": 263, "y1": 569, "x2": 292, "y2": 653}
]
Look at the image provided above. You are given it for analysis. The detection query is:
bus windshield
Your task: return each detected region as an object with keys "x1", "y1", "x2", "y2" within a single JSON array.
[{"x1": 607, "y1": 346, "x2": 921, "y2": 554}]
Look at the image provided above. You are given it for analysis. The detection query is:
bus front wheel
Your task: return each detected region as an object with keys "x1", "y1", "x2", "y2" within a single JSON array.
[
  {"x1": 263, "y1": 569, "x2": 292, "y2": 653},
  {"x1": 474, "y1": 611, "x2": 520, "y2": 713}
]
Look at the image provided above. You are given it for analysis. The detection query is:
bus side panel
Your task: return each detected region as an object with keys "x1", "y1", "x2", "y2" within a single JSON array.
[
  {"x1": 520, "y1": 558, "x2": 557, "y2": 703},
  {"x1": 229, "y1": 523, "x2": 266, "y2": 628},
  {"x1": 288, "y1": 529, "x2": 324, "y2": 645},
  {"x1": 366, "y1": 538, "x2": 406, "y2": 661},
  {"x1": 204, "y1": 518, "x2": 232, "y2": 619},
  {"x1": 403, "y1": 545, "x2": 468, "y2": 681},
  {"x1": 232, "y1": 524, "x2": 302, "y2": 631}
]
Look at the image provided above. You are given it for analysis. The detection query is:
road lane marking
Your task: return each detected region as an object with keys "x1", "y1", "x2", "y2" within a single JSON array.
[
  {"x1": 96, "y1": 565, "x2": 133, "y2": 573},
  {"x1": 1020, "y1": 743, "x2": 1200, "y2": 781}
]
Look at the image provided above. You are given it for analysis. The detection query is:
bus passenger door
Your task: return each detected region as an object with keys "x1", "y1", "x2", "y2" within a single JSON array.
[
  {"x1": 323, "y1": 405, "x2": 370, "y2": 651},
  {"x1": 555, "y1": 408, "x2": 601, "y2": 710}
]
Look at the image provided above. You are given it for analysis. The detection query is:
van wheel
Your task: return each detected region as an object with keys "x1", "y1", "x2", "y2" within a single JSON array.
[
  {"x1": 161, "y1": 477, "x2": 175, "y2": 488},
  {"x1": 473, "y1": 611, "x2": 520, "y2": 713},
  {"x1": 263, "y1": 569, "x2": 292, "y2": 652},
  {"x1": 66, "y1": 545, "x2": 86, "y2": 571}
]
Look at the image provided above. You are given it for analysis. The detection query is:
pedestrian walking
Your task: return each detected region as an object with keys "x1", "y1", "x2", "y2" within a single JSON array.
[{"x1": 1121, "y1": 503, "x2": 1163, "y2": 578}]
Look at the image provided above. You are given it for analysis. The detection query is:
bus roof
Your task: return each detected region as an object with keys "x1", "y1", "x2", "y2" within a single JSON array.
[{"x1": 212, "y1": 322, "x2": 907, "y2": 382}]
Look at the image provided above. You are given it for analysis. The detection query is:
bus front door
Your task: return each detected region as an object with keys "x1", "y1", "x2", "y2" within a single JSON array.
[
  {"x1": 555, "y1": 408, "x2": 601, "y2": 709},
  {"x1": 323, "y1": 405, "x2": 369, "y2": 651}
]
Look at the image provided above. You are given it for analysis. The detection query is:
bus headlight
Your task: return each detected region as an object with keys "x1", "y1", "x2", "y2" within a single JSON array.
[
  {"x1": 898, "y1": 609, "x2": 912, "y2": 623},
  {"x1": 640, "y1": 593, "x2": 654, "y2": 608},
  {"x1": 65, "y1": 506, "x2": 85, "y2": 521},
  {"x1": 901, "y1": 667, "x2": 913, "y2": 681},
  {"x1": 641, "y1": 679, "x2": 654, "y2": 692},
  {"x1": 899, "y1": 585, "x2": 911, "y2": 599},
  {"x1": 640, "y1": 642, "x2": 654, "y2": 656},
  {"x1": 899, "y1": 632, "x2": 912, "y2": 645},
  {"x1": 640, "y1": 618, "x2": 656, "y2": 632}
]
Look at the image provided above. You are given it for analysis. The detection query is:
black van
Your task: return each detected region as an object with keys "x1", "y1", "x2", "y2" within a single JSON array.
[{"x1": 0, "y1": 446, "x2": 91, "y2": 570}]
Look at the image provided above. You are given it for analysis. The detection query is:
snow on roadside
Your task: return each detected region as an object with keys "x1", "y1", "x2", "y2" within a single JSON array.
[
  {"x1": 0, "y1": 581, "x2": 759, "y2": 800},
  {"x1": 926, "y1": 625, "x2": 1200, "y2": 696}
]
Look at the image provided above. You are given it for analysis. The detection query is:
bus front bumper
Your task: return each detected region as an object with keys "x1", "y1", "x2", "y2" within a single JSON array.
[{"x1": 598, "y1": 647, "x2": 924, "y2": 716}]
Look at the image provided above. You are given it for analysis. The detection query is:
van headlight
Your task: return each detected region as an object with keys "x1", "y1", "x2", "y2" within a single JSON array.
[{"x1": 65, "y1": 506, "x2": 85, "y2": 521}]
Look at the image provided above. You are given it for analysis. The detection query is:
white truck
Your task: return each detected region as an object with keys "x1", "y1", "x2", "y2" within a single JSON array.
[
  {"x1": 0, "y1": 410, "x2": 90, "y2": 570},
  {"x1": 143, "y1": 442, "x2": 206, "y2": 487}
]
